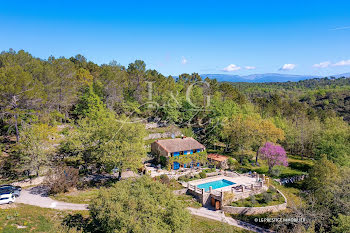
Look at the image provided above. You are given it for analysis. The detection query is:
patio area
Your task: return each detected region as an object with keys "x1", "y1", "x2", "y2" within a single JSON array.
[
  {"x1": 183, "y1": 172, "x2": 269, "y2": 209},
  {"x1": 144, "y1": 163, "x2": 213, "y2": 179},
  {"x1": 187, "y1": 174, "x2": 259, "y2": 193}
]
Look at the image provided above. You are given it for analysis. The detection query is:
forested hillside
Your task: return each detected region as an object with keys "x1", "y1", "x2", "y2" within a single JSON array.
[
  {"x1": 1, "y1": 49, "x2": 350, "y2": 170},
  {"x1": 230, "y1": 78, "x2": 350, "y2": 122},
  {"x1": 1, "y1": 49, "x2": 350, "y2": 232}
]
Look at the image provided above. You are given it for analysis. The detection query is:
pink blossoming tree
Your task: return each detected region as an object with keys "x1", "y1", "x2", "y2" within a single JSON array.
[{"x1": 259, "y1": 142, "x2": 288, "y2": 173}]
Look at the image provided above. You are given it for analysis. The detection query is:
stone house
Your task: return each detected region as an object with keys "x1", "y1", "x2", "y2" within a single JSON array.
[{"x1": 151, "y1": 137, "x2": 206, "y2": 170}]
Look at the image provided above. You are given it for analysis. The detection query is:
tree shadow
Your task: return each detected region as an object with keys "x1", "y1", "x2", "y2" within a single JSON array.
[
  {"x1": 28, "y1": 185, "x2": 50, "y2": 197},
  {"x1": 62, "y1": 213, "x2": 95, "y2": 232}
]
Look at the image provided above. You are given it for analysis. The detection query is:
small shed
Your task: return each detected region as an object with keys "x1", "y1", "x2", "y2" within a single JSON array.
[{"x1": 207, "y1": 154, "x2": 229, "y2": 169}]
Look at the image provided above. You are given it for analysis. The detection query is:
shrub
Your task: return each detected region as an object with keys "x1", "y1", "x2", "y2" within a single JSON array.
[
  {"x1": 269, "y1": 167, "x2": 281, "y2": 177},
  {"x1": 250, "y1": 195, "x2": 257, "y2": 205},
  {"x1": 223, "y1": 192, "x2": 235, "y2": 202},
  {"x1": 199, "y1": 171, "x2": 206, "y2": 178},
  {"x1": 267, "y1": 186, "x2": 277, "y2": 193},
  {"x1": 228, "y1": 157, "x2": 238, "y2": 169},
  {"x1": 241, "y1": 158, "x2": 250, "y2": 166},
  {"x1": 62, "y1": 213, "x2": 89, "y2": 231},
  {"x1": 159, "y1": 174, "x2": 170, "y2": 185},
  {"x1": 262, "y1": 192, "x2": 273, "y2": 204},
  {"x1": 45, "y1": 166, "x2": 79, "y2": 194},
  {"x1": 178, "y1": 175, "x2": 190, "y2": 182}
]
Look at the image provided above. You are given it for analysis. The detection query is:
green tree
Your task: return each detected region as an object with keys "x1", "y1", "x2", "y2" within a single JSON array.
[
  {"x1": 49, "y1": 57, "x2": 78, "y2": 118},
  {"x1": 332, "y1": 214, "x2": 350, "y2": 233},
  {"x1": 73, "y1": 86, "x2": 106, "y2": 118},
  {"x1": 17, "y1": 123, "x2": 58, "y2": 176},
  {"x1": 64, "y1": 89, "x2": 146, "y2": 176},
  {"x1": 0, "y1": 65, "x2": 44, "y2": 142},
  {"x1": 89, "y1": 176, "x2": 191, "y2": 233},
  {"x1": 127, "y1": 60, "x2": 147, "y2": 103},
  {"x1": 315, "y1": 117, "x2": 350, "y2": 166},
  {"x1": 305, "y1": 155, "x2": 339, "y2": 195}
]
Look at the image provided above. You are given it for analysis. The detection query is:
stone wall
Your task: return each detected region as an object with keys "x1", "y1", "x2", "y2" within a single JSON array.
[
  {"x1": 145, "y1": 131, "x2": 182, "y2": 140},
  {"x1": 222, "y1": 186, "x2": 268, "y2": 205},
  {"x1": 186, "y1": 186, "x2": 212, "y2": 206},
  {"x1": 173, "y1": 188, "x2": 187, "y2": 195},
  {"x1": 222, "y1": 189, "x2": 287, "y2": 215},
  {"x1": 222, "y1": 202, "x2": 287, "y2": 215}
]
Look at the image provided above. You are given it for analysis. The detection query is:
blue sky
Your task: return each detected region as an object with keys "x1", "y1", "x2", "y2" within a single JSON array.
[{"x1": 1, "y1": 0, "x2": 350, "y2": 76}]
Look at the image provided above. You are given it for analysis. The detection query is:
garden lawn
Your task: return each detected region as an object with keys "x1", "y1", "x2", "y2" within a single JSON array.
[
  {"x1": 190, "y1": 216, "x2": 251, "y2": 233},
  {"x1": 0, "y1": 204, "x2": 88, "y2": 233},
  {"x1": 230, "y1": 188, "x2": 285, "y2": 207},
  {"x1": 51, "y1": 188, "x2": 99, "y2": 204},
  {"x1": 0, "y1": 204, "x2": 250, "y2": 233},
  {"x1": 239, "y1": 155, "x2": 314, "y2": 178},
  {"x1": 271, "y1": 181, "x2": 304, "y2": 208}
]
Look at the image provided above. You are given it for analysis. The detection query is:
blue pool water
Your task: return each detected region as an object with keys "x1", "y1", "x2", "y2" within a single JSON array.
[{"x1": 197, "y1": 179, "x2": 235, "y2": 191}]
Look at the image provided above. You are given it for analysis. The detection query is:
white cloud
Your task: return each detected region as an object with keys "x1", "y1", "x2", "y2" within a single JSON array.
[
  {"x1": 279, "y1": 64, "x2": 296, "y2": 71},
  {"x1": 333, "y1": 59, "x2": 350, "y2": 67},
  {"x1": 245, "y1": 66, "x2": 256, "y2": 70},
  {"x1": 313, "y1": 61, "x2": 331, "y2": 68},
  {"x1": 181, "y1": 56, "x2": 188, "y2": 65},
  {"x1": 331, "y1": 26, "x2": 350, "y2": 31},
  {"x1": 223, "y1": 64, "x2": 241, "y2": 72}
]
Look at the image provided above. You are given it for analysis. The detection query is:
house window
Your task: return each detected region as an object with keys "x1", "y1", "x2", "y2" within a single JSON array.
[
  {"x1": 173, "y1": 162, "x2": 180, "y2": 170},
  {"x1": 190, "y1": 150, "x2": 193, "y2": 154},
  {"x1": 173, "y1": 152, "x2": 180, "y2": 157},
  {"x1": 196, "y1": 149, "x2": 201, "y2": 153}
]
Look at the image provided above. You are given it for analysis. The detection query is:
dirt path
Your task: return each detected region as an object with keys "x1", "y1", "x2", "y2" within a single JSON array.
[
  {"x1": 187, "y1": 207, "x2": 274, "y2": 233},
  {"x1": 16, "y1": 186, "x2": 88, "y2": 211}
]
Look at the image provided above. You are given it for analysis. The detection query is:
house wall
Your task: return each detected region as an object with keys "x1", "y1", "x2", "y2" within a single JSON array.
[
  {"x1": 151, "y1": 142, "x2": 205, "y2": 158},
  {"x1": 151, "y1": 142, "x2": 170, "y2": 157},
  {"x1": 151, "y1": 141, "x2": 206, "y2": 169}
]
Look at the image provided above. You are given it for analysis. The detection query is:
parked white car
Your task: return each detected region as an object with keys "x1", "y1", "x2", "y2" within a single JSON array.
[{"x1": 0, "y1": 193, "x2": 15, "y2": 205}]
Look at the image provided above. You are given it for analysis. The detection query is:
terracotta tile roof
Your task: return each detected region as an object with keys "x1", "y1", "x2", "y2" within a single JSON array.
[
  {"x1": 153, "y1": 137, "x2": 205, "y2": 153},
  {"x1": 207, "y1": 154, "x2": 228, "y2": 162}
]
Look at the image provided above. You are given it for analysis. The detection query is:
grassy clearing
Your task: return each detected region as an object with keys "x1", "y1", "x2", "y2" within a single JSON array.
[
  {"x1": 0, "y1": 204, "x2": 250, "y2": 233},
  {"x1": 239, "y1": 155, "x2": 314, "y2": 178},
  {"x1": 230, "y1": 187, "x2": 285, "y2": 207},
  {"x1": 271, "y1": 181, "x2": 304, "y2": 208},
  {"x1": 190, "y1": 216, "x2": 251, "y2": 233},
  {"x1": 229, "y1": 212, "x2": 279, "y2": 230},
  {"x1": 51, "y1": 188, "x2": 99, "y2": 204},
  {"x1": 287, "y1": 155, "x2": 314, "y2": 173},
  {"x1": 0, "y1": 204, "x2": 87, "y2": 233}
]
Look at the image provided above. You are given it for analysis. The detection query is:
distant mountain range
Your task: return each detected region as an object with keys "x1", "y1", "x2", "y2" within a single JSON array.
[{"x1": 200, "y1": 73, "x2": 350, "y2": 83}]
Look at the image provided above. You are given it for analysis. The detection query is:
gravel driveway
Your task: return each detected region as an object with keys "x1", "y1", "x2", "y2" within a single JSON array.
[{"x1": 16, "y1": 186, "x2": 88, "y2": 210}]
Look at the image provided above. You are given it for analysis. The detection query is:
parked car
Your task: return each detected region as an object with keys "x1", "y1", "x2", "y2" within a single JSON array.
[
  {"x1": 0, "y1": 193, "x2": 15, "y2": 205},
  {"x1": 0, "y1": 185, "x2": 22, "y2": 197}
]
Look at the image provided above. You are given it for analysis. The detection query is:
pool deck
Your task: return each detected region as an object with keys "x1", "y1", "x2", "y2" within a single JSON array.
[{"x1": 187, "y1": 175, "x2": 258, "y2": 192}]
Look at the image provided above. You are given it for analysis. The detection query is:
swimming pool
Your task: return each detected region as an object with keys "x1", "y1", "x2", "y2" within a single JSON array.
[{"x1": 197, "y1": 179, "x2": 235, "y2": 191}]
